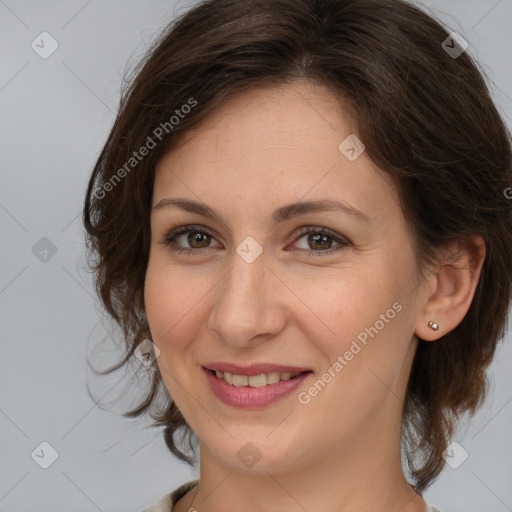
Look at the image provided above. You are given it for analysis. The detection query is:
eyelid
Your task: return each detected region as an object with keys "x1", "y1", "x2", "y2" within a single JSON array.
[
  {"x1": 292, "y1": 225, "x2": 351, "y2": 246},
  {"x1": 162, "y1": 224, "x2": 222, "y2": 249},
  {"x1": 161, "y1": 224, "x2": 351, "y2": 256}
]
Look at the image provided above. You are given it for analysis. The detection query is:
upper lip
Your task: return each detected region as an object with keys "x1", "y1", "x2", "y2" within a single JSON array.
[{"x1": 204, "y1": 362, "x2": 312, "y2": 376}]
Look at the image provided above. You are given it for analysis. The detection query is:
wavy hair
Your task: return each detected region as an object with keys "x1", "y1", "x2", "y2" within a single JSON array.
[{"x1": 83, "y1": 0, "x2": 512, "y2": 492}]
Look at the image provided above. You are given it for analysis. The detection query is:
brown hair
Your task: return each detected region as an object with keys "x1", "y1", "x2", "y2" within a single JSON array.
[{"x1": 83, "y1": 0, "x2": 512, "y2": 492}]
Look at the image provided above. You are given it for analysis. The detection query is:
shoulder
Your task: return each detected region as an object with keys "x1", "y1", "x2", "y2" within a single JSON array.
[
  {"x1": 142, "y1": 483, "x2": 440, "y2": 512},
  {"x1": 142, "y1": 480, "x2": 199, "y2": 512}
]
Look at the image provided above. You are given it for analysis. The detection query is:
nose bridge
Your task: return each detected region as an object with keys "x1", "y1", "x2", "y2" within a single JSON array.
[{"x1": 208, "y1": 248, "x2": 283, "y2": 345}]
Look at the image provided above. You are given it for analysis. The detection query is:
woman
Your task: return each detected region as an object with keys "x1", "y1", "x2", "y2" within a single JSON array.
[{"x1": 83, "y1": 0, "x2": 512, "y2": 510}]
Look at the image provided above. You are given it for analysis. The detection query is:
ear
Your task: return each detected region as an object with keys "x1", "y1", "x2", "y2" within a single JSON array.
[{"x1": 415, "y1": 235, "x2": 486, "y2": 341}]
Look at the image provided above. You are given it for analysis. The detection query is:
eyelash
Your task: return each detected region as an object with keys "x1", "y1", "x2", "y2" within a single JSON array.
[{"x1": 160, "y1": 225, "x2": 351, "y2": 258}]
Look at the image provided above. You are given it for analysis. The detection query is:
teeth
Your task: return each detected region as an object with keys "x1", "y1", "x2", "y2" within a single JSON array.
[
  {"x1": 266, "y1": 372, "x2": 280, "y2": 385},
  {"x1": 248, "y1": 374, "x2": 266, "y2": 387},
  {"x1": 232, "y1": 374, "x2": 248, "y2": 387},
  {"x1": 212, "y1": 370, "x2": 303, "y2": 387}
]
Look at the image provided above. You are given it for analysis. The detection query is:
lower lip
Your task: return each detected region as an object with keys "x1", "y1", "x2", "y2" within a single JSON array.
[{"x1": 203, "y1": 368, "x2": 312, "y2": 409}]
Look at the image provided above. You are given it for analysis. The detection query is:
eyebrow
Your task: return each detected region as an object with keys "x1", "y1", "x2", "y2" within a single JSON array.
[{"x1": 151, "y1": 197, "x2": 370, "y2": 225}]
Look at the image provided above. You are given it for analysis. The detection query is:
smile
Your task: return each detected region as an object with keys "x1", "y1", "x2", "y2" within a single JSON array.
[
  {"x1": 211, "y1": 369, "x2": 305, "y2": 387},
  {"x1": 203, "y1": 367, "x2": 313, "y2": 408}
]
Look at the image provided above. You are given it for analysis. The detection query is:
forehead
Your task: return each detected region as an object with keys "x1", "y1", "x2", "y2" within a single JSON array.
[{"x1": 153, "y1": 82, "x2": 399, "y2": 224}]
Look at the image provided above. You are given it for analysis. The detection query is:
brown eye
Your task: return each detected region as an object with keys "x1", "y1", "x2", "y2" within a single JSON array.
[
  {"x1": 306, "y1": 233, "x2": 335, "y2": 250},
  {"x1": 162, "y1": 225, "x2": 221, "y2": 255},
  {"x1": 162, "y1": 225, "x2": 350, "y2": 258},
  {"x1": 290, "y1": 226, "x2": 350, "y2": 257},
  {"x1": 186, "y1": 231, "x2": 212, "y2": 248}
]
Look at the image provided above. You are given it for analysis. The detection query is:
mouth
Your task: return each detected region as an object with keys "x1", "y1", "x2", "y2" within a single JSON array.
[
  {"x1": 206, "y1": 368, "x2": 311, "y2": 387},
  {"x1": 202, "y1": 364, "x2": 313, "y2": 408}
]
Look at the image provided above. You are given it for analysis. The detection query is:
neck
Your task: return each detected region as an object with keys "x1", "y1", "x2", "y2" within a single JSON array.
[{"x1": 189, "y1": 410, "x2": 426, "y2": 512}]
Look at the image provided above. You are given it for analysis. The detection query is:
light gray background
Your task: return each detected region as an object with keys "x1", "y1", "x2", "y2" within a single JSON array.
[{"x1": 1, "y1": 1, "x2": 511, "y2": 511}]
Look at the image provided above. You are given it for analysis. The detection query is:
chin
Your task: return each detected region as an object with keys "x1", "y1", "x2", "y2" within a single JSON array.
[{"x1": 204, "y1": 435, "x2": 307, "y2": 475}]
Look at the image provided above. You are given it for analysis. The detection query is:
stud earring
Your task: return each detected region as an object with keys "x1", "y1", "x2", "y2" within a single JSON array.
[{"x1": 428, "y1": 321, "x2": 439, "y2": 331}]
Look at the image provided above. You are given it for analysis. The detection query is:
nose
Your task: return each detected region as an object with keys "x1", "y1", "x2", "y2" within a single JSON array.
[{"x1": 207, "y1": 247, "x2": 287, "y2": 348}]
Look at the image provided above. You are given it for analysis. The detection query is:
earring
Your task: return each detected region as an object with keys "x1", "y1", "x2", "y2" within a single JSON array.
[{"x1": 428, "y1": 321, "x2": 439, "y2": 331}]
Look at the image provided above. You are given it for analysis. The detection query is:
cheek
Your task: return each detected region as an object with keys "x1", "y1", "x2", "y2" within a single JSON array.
[
  {"x1": 312, "y1": 271, "x2": 415, "y2": 394},
  {"x1": 144, "y1": 266, "x2": 197, "y2": 401},
  {"x1": 297, "y1": 255, "x2": 416, "y2": 396},
  {"x1": 144, "y1": 258, "x2": 217, "y2": 393},
  {"x1": 144, "y1": 266, "x2": 171, "y2": 341},
  {"x1": 296, "y1": 281, "x2": 411, "y2": 439},
  {"x1": 298, "y1": 266, "x2": 400, "y2": 343},
  {"x1": 144, "y1": 262, "x2": 195, "y2": 354}
]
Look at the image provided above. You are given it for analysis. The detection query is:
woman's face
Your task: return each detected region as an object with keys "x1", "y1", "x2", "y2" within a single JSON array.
[{"x1": 145, "y1": 81, "x2": 427, "y2": 473}]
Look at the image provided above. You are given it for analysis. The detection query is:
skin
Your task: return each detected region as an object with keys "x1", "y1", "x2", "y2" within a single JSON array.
[{"x1": 144, "y1": 81, "x2": 485, "y2": 512}]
